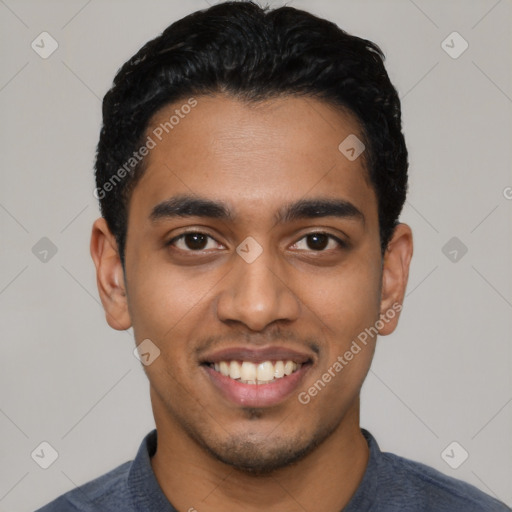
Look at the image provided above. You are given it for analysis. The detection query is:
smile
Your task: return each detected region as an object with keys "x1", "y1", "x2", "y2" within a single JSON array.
[
  {"x1": 200, "y1": 347, "x2": 314, "y2": 407},
  {"x1": 210, "y1": 360, "x2": 301, "y2": 384}
]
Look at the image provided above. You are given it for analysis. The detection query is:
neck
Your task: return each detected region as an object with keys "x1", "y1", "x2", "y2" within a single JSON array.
[{"x1": 150, "y1": 397, "x2": 369, "y2": 512}]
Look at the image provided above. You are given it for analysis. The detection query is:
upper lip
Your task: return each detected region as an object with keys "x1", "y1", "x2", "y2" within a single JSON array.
[{"x1": 200, "y1": 346, "x2": 315, "y2": 365}]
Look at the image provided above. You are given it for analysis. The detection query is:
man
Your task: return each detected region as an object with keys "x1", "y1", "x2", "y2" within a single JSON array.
[{"x1": 36, "y1": 1, "x2": 510, "y2": 510}]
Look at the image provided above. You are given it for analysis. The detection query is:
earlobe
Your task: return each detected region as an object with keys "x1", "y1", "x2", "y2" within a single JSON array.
[
  {"x1": 378, "y1": 223, "x2": 413, "y2": 336},
  {"x1": 90, "y1": 218, "x2": 132, "y2": 331}
]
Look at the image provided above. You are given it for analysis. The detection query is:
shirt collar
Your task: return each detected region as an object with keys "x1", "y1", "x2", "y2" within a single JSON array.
[
  {"x1": 127, "y1": 429, "x2": 178, "y2": 512},
  {"x1": 342, "y1": 428, "x2": 380, "y2": 511}
]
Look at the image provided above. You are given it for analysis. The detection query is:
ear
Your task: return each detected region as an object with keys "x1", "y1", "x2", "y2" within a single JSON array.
[
  {"x1": 378, "y1": 223, "x2": 413, "y2": 336},
  {"x1": 90, "y1": 218, "x2": 132, "y2": 331}
]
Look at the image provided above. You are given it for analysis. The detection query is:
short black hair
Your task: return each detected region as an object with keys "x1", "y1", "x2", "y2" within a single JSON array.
[{"x1": 95, "y1": 0, "x2": 408, "y2": 268}]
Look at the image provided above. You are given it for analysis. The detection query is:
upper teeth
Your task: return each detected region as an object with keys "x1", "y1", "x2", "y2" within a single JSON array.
[{"x1": 213, "y1": 360, "x2": 299, "y2": 384}]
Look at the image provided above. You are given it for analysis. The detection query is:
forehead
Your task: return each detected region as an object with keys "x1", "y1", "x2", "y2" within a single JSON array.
[{"x1": 130, "y1": 94, "x2": 376, "y2": 225}]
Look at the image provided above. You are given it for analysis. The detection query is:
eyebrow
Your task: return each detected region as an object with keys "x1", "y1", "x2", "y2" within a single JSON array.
[
  {"x1": 150, "y1": 195, "x2": 233, "y2": 222},
  {"x1": 149, "y1": 194, "x2": 364, "y2": 225},
  {"x1": 275, "y1": 197, "x2": 364, "y2": 224}
]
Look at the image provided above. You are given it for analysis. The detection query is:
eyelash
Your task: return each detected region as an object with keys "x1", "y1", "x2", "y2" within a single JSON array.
[{"x1": 166, "y1": 231, "x2": 347, "y2": 253}]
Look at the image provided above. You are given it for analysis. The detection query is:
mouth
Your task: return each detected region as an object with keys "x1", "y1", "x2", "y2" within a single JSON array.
[
  {"x1": 207, "y1": 359, "x2": 302, "y2": 384},
  {"x1": 200, "y1": 347, "x2": 314, "y2": 407}
]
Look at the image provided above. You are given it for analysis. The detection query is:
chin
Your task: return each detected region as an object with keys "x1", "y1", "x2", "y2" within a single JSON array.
[
  {"x1": 211, "y1": 439, "x2": 314, "y2": 475},
  {"x1": 191, "y1": 420, "x2": 339, "y2": 475}
]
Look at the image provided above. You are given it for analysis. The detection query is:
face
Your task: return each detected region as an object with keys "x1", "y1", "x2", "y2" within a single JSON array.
[{"x1": 91, "y1": 94, "x2": 412, "y2": 474}]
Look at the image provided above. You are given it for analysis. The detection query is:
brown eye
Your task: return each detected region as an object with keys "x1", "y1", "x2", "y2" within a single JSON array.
[
  {"x1": 183, "y1": 233, "x2": 208, "y2": 250},
  {"x1": 291, "y1": 232, "x2": 344, "y2": 252},
  {"x1": 168, "y1": 232, "x2": 222, "y2": 252},
  {"x1": 306, "y1": 233, "x2": 329, "y2": 251}
]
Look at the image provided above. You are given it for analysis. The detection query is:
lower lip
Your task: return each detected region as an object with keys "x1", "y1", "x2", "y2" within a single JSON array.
[{"x1": 203, "y1": 364, "x2": 311, "y2": 408}]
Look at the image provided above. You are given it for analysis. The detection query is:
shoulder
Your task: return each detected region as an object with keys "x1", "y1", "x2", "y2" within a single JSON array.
[
  {"x1": 379, "y1": 450, "x2": 510, "y2": 511},
  {"x1": 35, "y1": 461, "x2": 132, "y2": 512}
]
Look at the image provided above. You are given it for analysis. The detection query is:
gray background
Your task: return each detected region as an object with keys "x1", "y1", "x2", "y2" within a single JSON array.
[{"x1": 1, "y1": 0, "x2": 511, "y2": 510}]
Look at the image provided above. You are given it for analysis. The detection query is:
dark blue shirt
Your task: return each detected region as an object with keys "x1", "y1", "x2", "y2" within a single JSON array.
[{"x1": 35, "y1": 429, "x2": 510, "y2": 511}]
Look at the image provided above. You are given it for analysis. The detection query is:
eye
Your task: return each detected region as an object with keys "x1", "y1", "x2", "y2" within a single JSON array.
[
  {"x1": 168, "y1": 232, "x2": 223, "y2": 252},
  {"x1": 291, "y1": 232, "x2": 345, "y2": 252}
]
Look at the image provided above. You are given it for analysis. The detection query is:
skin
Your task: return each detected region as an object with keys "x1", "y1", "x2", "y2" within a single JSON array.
[{"x1": 90, "y1": 94, "x2": 413, "y2": 512}]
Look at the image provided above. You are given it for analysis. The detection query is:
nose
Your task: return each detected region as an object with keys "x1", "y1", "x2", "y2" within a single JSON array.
[{"x1": 216, "y1": 245, "x2": 301, "y2": 332}]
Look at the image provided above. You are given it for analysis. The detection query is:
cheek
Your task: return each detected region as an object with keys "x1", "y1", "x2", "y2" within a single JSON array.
[
  {"x1": 127, "y1": 269, "x2": 204, "y2": 391},
  {"x1": 126, "y1": 256, "x2": 216, "y2": 340},
  {"x1": 302, "y1": 256, "x2": 382, "y2": 337}
]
